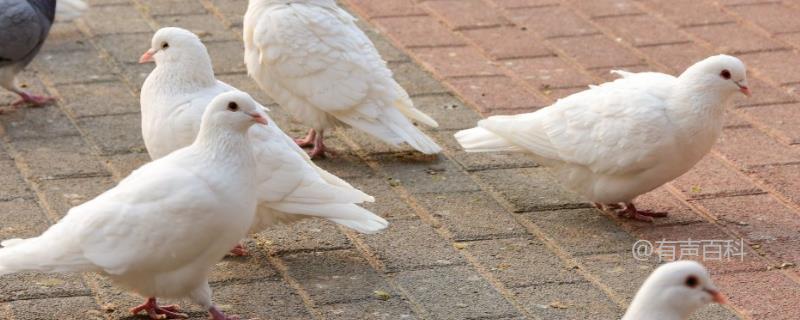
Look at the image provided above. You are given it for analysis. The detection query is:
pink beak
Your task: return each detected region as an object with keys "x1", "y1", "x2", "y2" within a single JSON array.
[
  {"x1": 705, "y1": 289, "x2": 727, "y2": 304},
  {"x1": 739, "y1": 86, "x2": 752, "y2": 97},
  {"x1": 249, "y1": 113, "x2": 268, "y2": 125},
  {"x1": 139, "y1": 49, "x2": 156, "y2": 64}
]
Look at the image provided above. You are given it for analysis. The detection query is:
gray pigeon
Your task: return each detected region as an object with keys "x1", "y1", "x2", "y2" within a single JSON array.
[{"x1": 0, "y1": 0, "x2": 57, "y2": 112}]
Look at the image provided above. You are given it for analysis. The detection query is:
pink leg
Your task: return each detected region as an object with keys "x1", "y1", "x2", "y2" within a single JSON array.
[
  {"x1": 593, "y1": 202, "x2": 623, "y2": 211},
  {"x1": 11, "y1": 91, "x2": 54, "y2": 107},
  {"x1": 294, "y1": 129, "x2": 316, "y2": 148},
  {"x1": 616, "y1": 202, "x2": 668, "y2": 223},
  {"x1": 228, "y1": 243, "x2": 249, "y2": 257},
  {"x1": 209, "y1": 305, "x2": 240, "y2": 320},
  {"x1": 130, "y1": 297, "x2": 188, "y2": 319},
  {"x1": 308, "y1": 129, "x2": 335, "y2": 159}
]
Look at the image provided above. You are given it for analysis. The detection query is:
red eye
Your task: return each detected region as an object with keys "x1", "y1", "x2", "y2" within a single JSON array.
[
  {"x1": 720, "y1": 69, "x2": 731, "y2": 80},
  {"x1": 685, "y1": 275, "x2": 699, "y2": 288}
]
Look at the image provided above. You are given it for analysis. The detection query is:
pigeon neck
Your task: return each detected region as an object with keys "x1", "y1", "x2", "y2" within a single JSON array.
[
  {"x1": 193, "y1": 123, "x2": 253, "y2": 164},
  {"x1": 151, "y1": 60, "x2": 217, "y2": 95},
  {"x1": 667, "y1": 77, "x2": 729, "y2": 143}
]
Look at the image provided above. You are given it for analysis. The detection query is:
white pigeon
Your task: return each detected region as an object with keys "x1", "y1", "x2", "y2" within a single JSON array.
[
  {"x1": 455, "y1": 55, "x2": 750, "y2": 222},
  {"x1": 139, "y1": 28, "x2": 387, "y2": 252},
  {"x1": 0, "y1": 91, "x2": 268, "y2": 320},
  {"x1": 623, "y1": 260, "x2": 727, "y2": 320},
  {"x1": 243, "y1": 0, "x2": 441, "y2": 158}
]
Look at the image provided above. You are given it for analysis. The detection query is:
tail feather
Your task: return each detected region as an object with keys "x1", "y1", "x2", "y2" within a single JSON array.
[
  {"x1": 454, "y1": 127, "x2": 521, "y2": 153},
  {"x1": 268, "y1": 202, "x2": 388, "y2": 234},
  {"x1": 0, "y1": 234, "x2": 92, "y2": 276}
]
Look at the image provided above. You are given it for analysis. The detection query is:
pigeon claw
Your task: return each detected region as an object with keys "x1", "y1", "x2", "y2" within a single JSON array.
[
  {"x1": 13, "y1": 93, "x2": 55, "y2": 107},
  {"x1": 130, "y1": 298, "x2": 188, "y2": 319},
  {"x1": 209, "y1": 305, "x2": 241, "y2": 320},
  {"x1": 295, "y1": 129, "x2": 316, "y2": 148},
  {"x1": 228, "y1": 243, "x2": 249, "y2": 257},
  {"x1": 615, "y1": 202, "x2": 668, "y2": 223}
]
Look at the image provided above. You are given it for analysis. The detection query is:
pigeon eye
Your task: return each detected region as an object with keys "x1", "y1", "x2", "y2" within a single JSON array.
[
  {"x1": 685, "y1": 275, "x2": 699, "y2": 288},
  {"x1": 720, "y1": 69, "x2": 731, "y2": 80},
  {"x1": 227, "y1": 102, "x2": 239, "y2": 111},
  {"x1": 162, "y1": 42, "x2": 169, "y2": 49}
]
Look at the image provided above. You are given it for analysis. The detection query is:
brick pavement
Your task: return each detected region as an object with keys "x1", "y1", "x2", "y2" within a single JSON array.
[{"x1": 0, "y1": 0, "x2": 798, "y2": 319}]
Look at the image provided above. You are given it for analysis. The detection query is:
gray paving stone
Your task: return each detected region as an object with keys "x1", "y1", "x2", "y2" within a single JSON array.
[
  {"x1": 209, "y1": 246, "x2": 279, "y2": 284},
  {"x1": 0, "y1": 104, "x2": 80, "y2": 140},
  {"x1": 358, "y1": 218, "x2": 466, "y2": 272},
  {"x1": 84, "y1": 5, "x2": 153, "y2": 35},
  {"x1": 141, "y1": 0, "x2": 209, "y2": 16},
  {"x1": 416, "y1": 191, "x2": 527, "y2": 240},
  {"x1": 376, "y1": 152, "x2": 482, "y2": 194},
  {"x1": 524, "y1": 208, "x2": 638, "y2": 255},
  {"x1": 95, "y1": 32, "x2": 153, "y2": 65},
  {"x1": 321, "y1": 298, "x2": 419, "y2": 320},
  {"x1": 12, "y1": 136, "x2": 109, "y2": 180},
  {"x1": 58, "y1": 80, "x2": 140, "y2": 117},
  {"x1": 390, "y1": 61, "x2": 449, "y2": 96},
  {"x1": 282, "y1": 249, "x2": 391, "y2": 305},
  {"x1": 216, "y1": 73, "x2": 276, "y2": 107},
  {"x1": 120, "y1": 62, "x2": 155, "y2": 91},
  {"x1": 36, "y1": 176, "x2": 117, "y2": 219},
  {"x1": 264, "y1": 219, "x2": 353, "y2": 254},
  {"x1": 5, "y1": 295, "x2": 102, "y2": 320},
  {"x1": 511, "y1": 281, "x2": 623, "y2": 319},
  {"x1": 206, "y1": 41, "x2": 247, "y2": 73},
  {"x1": 155, "y1": 15, "x2": 237, "y2": 42},
  {"x1": 360, "y1": 24, "x2": 411, "y2": 63},
  {"x1": 0, "y1": 271, "x2": 90, "y2": 303},
  {"x1": 576, "y1": 252, "x2": 657, "y2": 302},
  {"x1": 0, "y1": 160, "x2": 31, "y2": 200},
  {"x1": 347, "y1": 176, "x2": 416, "y2": 220},
  {"x1": 41, "y1": 23, "x2": 92, "y2": 52},
  {"x1": 475, "y1": 167, "x2": 587, "y2": 212},
  {"x1": 76, "y1": 113, "x2": 145, "y2": 155},
  {"x1": 209, "y1": 280, "x2": 312, "y2": 319},
  {"x1": 33, "y1": 49, "x2": 116, "y2": 84},
  {"x1": 104, "y1": 151, "x2": 150, "y2": 177},
  {"x1": 314, "y1": 152, "x2": 376, "y2": 180},
  {"x1": 396, "y1": 265, "x2": 521, "y2": 319},
  {"x1": 411, "y1": 93, "x2": 482, "y2": 131},
  {"x1": 0, "y1": 198, "x2": 50, "y2": 241},
  {"x1": 467, "y1": 237, "x2": 583, "y2": 288}
]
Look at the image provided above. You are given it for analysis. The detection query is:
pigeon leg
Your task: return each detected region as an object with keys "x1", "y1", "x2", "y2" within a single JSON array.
[
  {"x1": 617, "y1": 202, "x2": 668, "y2": 222},
  {"x1": 130, "y1": 297, "x2": 188, "y2": 319},
  {"x1": 294, "y1": 129, "x2": 316, "y2": 148},
  {"x1": 11, "y1": 90, "x2": 54, "y2": 107},
  {"x1": 228, "y1": 243, "x2": 249, "y2": 256},
  {"x1": 593, "y1": 202, "x2": 623, "y2": 211},
  {"x1": 309, "y1": 129, "x2": 336, "y2": 159},
  {"x1": 209, "y1": 306, "x2": 241, "y2": 320}
]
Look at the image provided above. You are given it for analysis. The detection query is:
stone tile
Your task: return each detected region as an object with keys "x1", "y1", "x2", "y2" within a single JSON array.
[
  {"x1": 360, "y1": 24, "x2": 411, "y2": 63},
  {"x1": 631, "y1": 187, "x2": 706, "y2": 226},
  {"x1": 493, "y1": 0, "x2": 561, "y2": 8},
  {"x1": 416, "y1": 191, "x2": 527, "y2": 240},
  {"x1": 154, "y1": 14, "x2": 237, "y2": 42},
  {"x1": 638, "y1": 0, "x2": 733, "y2": 27},
  {"x1": 740, "y1": 50, "x2": 800, "y2": 86},
  {"x1": 425, "y1": 0, "x2": 510, "y2": 30},
  {"x1": 359, "y1": 218, "x2": 466, "y2": 272},
  {"x1": 119, "y1": 62, "x2": 154, "y2": 91},
  {"x1": 264, "y1": 219, "x2": 352, "y2": 253},
  {"x1": 282, "y1": 249, "x2": 389, "y2": 304},
  {"x1": 206, "y1": 41, "x2": 247, "y2": 73},
  {"x1": 77, "y1": 113, "x2": 145, "y2": 155},
  {"x1": 347, "y1": 176, "x2": 416, "y2": 220},
  {"x1": 141, "y1": 0, "x2": 209, "y2": 16},
  {"x1": 211, "y1": 280, "x2": 312, "y2": 319},
  {"x1": 506, "y1": 5, "x2": 597, "y2": 38},
  {"x1": 694, "y1": 194, "x2": 800, "y2": 243},
  {"x1": 552, "y1": 34, "x2": 644, "y2": 69},
  {"x1": 58, "y1": 81, "x2": 139, "y2": 117},
  {"x1": 475, "y1": 167, "x2": 586, "y2": 212},
  {"x1": 84, "y1": 5, "x2": 153, "y2": 35},
  {"x1": 597, "y1": 14, "x2": 688, "y2": 47},
  {"x1": 104, "y1": 151, "x2": 150, "y2": 177},
  {"x1": 0, "y1": 198, "x2": 51, "y2": 241},
  {"x1": 638, "y1": 42, "x2": 712, "y2": 73},
  {"x1": 321, "y1": 298, "x2": 419, "y2": 320},
  {"x1": 411, "y1": 94, "x2": 483, "y2": 131},
  {"x1": 671, "y1": 156, "x2": 763, "y2": 199},
  {"x1": 576, "y1": 252, "x2": 657, "y2": 302},
  {"x1": 504, "y1": 56, "x2": 595, "y2": 90},
  {"x1": 732, "y1": 78, "x2": 796, "y2": 108},
  {"x1": 752, "y1": 163, "x2": 800, "y2": 207},
  {"x1": 525, "y1": 208, "x2": 637, "y2": 255},
  {"x1": 686, "y1": 22, "x2": 787, "y2": 54},
  {"x1": 376, "y1": 153, "x2": 482, "y2": 194},
  {"x1": 412, "y1": 46, "x2": 503, "y2": 78},
  {"x1": 396, "y1": 266, "x2": 521, "y2": 319},
  {"x1": 461, "y1": 26, "x2": 553, "y2": 60},
  {"x1": 374, "y1": 16, "x2": 466, "y2": 48},
  {"x1": 467, "y1": 237, "x2": 583, "y2": 287},
  {"x1": 568, "y1": 0, "x2": 642, "y2": 18},
  {"x1": 0, "y1": 270, "x2": 90, "y2": 302},
  {"x1": 37, "y1": 176, "x2": 116, "y2": 219},
  {"x1": 715, "y1": 126, "x2": 800, "y2": 169},
  {"x1": 448, "y1": 76, "x2": 545, "y2": 113},
  {"x1": 739, "y1": 103, "x2": 800, "y2": 144},
  {"x1": 0, "y1": 160, "x2": 31, "y2": 200},
  {"x1": 95, "y1": 32, "x2": 152, "y2": 65},
  {"x1": 6, "y1": 296, "x2": 102, "y2": 320},
  {"x1": 728, "y1": 3, "x2": 800, "y2": 35},
  {"x1": 512, "y1": 281, "x2": 623, "y2": 319},
  {"x1": 12, "y1": 136, "x2": 108, "y2": 180},
  {"x1": 0, "y1": 105, "x2": 79, "y2": 140},
  {"x1": 716, "y1": 270, "x2": 800, "y2": 320},
  {"x1": 390, "y1": 61, "x2": 449, "y2": 96},
  {"x1": 346, "y1": 0, "x2": 426, "y2": 19},
  {"x1": 32, "y1": 50, "x2": 116, "y2": 84},
  {"x1": 209, "y1": 246, "x2": 279, "y2": 284},
  {"x1": 41, "y1": 23, "x2": 92, "y2": 52}
]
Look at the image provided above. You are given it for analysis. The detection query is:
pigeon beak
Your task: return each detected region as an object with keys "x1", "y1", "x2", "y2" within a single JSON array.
[
  {"x1": 139, "y1": 49, "x2": 156, "y2": 64},
  {"x1": 248, "y1": 112, "x2": 268, "y2": 125},
  {"x1": 735, "y1": 81, "x2": 751, "y2": 97},
  {"x1": 704, "y1": 288, "x2": 727, "y2": 304}
]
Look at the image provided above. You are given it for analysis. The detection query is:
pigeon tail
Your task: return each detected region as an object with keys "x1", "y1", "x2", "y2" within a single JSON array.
[
  {"x1": 269, "y1": 202, "x2": 388, "y2": 234},
  {"x1": 454, "y1": 127, "x2": 522, "y2": 153},
  {"x1": 0, "y1": 223, "x2": 93, "y2": 276}
]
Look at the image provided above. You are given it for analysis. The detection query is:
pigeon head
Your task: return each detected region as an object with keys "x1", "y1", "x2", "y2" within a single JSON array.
[
  {"x1": 681, "y1": 54, "x2": 750, "y2": 98},
  {"x1": 624, "y1": 260, "x2": 725, "y2": 320},
  {"x1": 140, "y1": 27, "x2": 209, "y2": 65},
  {"x1": 202, "y1": 91, "x2": 269, "y2": 132}
]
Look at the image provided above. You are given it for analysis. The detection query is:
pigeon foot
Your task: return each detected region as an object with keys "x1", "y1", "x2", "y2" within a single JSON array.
[
  {"x1": 228, "y1": 243, "x2": 249, "y2": 256},
  {"x1": 308, "y1": 130, "x2": 335, "y2": 159},
  {"x1": 12, "y1": 92, "x2": 54, "y2": 107},
  {"x1": 130, "y1": 297, "x2": 188, "y2": 319},
  {"x1": 616, "y1": 202, "x2": 668, "y2": 223},
  {"x1": 294, "y1": 129, "x2": 316, "y2": 148},
  {"x1": 209, "y1": 306, "x2": 241, "y2": 320}
]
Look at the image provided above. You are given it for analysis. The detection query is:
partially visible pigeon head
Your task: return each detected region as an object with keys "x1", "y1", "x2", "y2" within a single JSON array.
[
  {"x1": 140, "y1": 27, "x2": 208, "y2": 65},
  {"x1": 682, "y1": 54, "x2": 750, "y2": 97},
  {"x1": 202, "y1": 91, "x2": 268, "y2": 132},
  {"x1": 623, "y1": 260, "x2": 725, "y2": 320}
]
